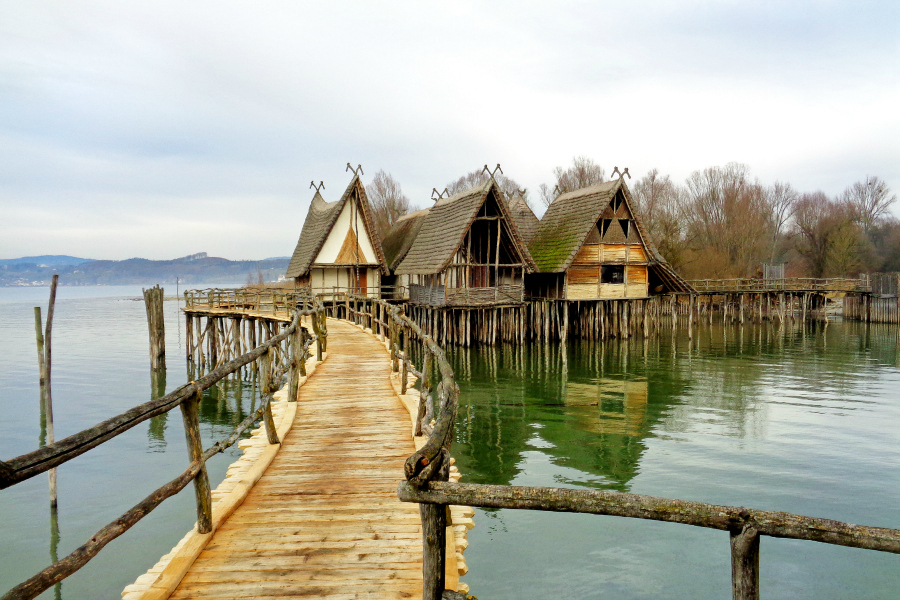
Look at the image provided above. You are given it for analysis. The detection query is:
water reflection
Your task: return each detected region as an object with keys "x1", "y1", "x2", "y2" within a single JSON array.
[
  {"x1": 450, "y1": 321, "x2": 900, "y2": 493},
  {"x1": 146, "y1": 363, "x2": 263, "y2": 453}
]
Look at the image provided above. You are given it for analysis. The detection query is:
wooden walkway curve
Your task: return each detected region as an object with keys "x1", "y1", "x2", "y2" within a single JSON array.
[{"x1": 170, "y1": 319, "x2": 423, "y2": 599}]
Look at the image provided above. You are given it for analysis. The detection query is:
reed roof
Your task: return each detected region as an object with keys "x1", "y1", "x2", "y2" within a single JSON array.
[
  {"x1": 507, "y1": 194, "x2": 540, "y2": 245},
  {"x1": 395, "y1": 179, "x2": 536, "y2": 275},
  {"x1": 381, "y1": 208, "x2": 430, "y2": 271},
  {"x1": 529, "y1": 179, "x2": 694, "y2": 293},
  {"x1": 285, "y1": 175, "x2": 387, "y2": 278}
]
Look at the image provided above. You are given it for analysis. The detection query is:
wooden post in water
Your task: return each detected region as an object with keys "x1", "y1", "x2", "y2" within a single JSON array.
[
  {"x1": 33, "y1": 274, "x2": 59, "y2": 508},
  {"x1": 180, "y1": 390, "x2": 212, "y2": 533},
  {"x1": 731, "y1": 524, "x2": 760, "y2": 600},
  {"x1": 143, "y1": 285, "x2": 166, "y2": 371}
]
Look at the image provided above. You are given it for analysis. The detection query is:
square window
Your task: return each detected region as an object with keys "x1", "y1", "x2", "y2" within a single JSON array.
[{"x1": 601, "y1": 265, "x2": 624, "y2": 284}]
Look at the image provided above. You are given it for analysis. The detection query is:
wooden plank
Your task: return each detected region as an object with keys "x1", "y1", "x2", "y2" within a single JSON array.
[{"x1": 160, "y1": 320, "x2": 427, "y2": 600}]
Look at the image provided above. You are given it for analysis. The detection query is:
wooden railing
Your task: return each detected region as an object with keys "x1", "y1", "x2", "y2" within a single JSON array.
[
  {"x1": 0, "y1": 299, "x2": 328, "y2": 600},
  {"x1": 409, "y1": 283, "x2": 525, "y2": 307},
  {"x1": 183, "y1": 288, "x2": 313, "y2": 318},
  {"x1": 688, "y1": 277, "x2": 869, "y2": 293},
  {"x1": 340, "y1": 292, "x2": 900, "y2": 600}
]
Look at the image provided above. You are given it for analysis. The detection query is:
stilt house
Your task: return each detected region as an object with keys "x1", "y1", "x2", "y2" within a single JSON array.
[
  {"x1": 285, "y1": 174, "x2": 387, "y2": 297},
  {"x1": 527, "y1": 179, "x2": 693, "y2": 300},
  {"x1": 390, "y1": 179, "x2": 536, "y2": 306}
]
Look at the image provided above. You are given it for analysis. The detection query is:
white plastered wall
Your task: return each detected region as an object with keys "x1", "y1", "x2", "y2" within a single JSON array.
[{"x1": 314, "y1": 200, "x2": 378, "y2": 264}]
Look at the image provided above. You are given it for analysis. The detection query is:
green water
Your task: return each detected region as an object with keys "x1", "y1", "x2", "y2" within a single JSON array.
[{"x1": 448, "y1": 323, "x2": 900, "y2": 599}]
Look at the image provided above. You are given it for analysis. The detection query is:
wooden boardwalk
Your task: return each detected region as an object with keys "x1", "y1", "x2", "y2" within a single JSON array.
[{"x1": 170, "y1": 319, "x2": 423, "y2": 599}]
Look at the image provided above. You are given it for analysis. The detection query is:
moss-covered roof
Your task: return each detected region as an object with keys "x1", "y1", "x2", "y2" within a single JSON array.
[{"x1": 529, "y1": 181, "x2": 620, "y2": 273}]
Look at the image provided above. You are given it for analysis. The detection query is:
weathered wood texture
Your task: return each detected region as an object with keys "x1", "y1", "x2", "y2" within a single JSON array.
[
  {"x1": 143, "y1": 285, "x2": 166, "y2": 370},
  {"x1": 168, "y1": 320, "x2": 424, "y2": 599},
  {"x1": 398, "y1": 481, "x2": 900, "y2": 554}
]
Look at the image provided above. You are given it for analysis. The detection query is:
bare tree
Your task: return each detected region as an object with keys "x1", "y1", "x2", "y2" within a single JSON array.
[
  {"x1": 793, "y1": 192, "x2": 864, "y2": 277},
  {"x1": 445, "y1": 169, "x2": 530, "y2": 206},
  {"x1": 683, "y1": 163, "x2": 771, "y2": 277},
  {"x1": 539, "y1": 156, "x2": 606, "y2": 207},
  {"x1": 766, "y1": 181, "x2": 798, "y2": 263},
  {"x1": 366, "y1": 170, "x2": 413, "y2": 238},
  {"x1": 632, "y1": 169, "x2": 688, "y2": 269},
  {"x1": 840, "y1": 176, "x2": 897, "y2": 233}
]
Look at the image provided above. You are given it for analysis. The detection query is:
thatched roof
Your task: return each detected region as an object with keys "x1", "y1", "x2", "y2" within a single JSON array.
[
  {"x1": 529, "y1": 179, "x2": 694, "y2": 293},
  {"x1": 507, "y1": 195, "x2": 540, "y2": 245},
  {"x1": 395, "y1": 179, "x2": 536, "y2": 275},
  {"x1": 382, "y1": 208, "x2": 430, "y2": 271},
  {"x1": 285, "y1": 175, "x2": 387, "y2": 278}
]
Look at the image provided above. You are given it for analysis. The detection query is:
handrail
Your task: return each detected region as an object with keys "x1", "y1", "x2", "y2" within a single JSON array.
[
  {"x1": 687, "y1": 277, "x2": 870, "y2": 293},
  {"x1": 0, "y1": 297, "x2": 328, "y2": 600}
]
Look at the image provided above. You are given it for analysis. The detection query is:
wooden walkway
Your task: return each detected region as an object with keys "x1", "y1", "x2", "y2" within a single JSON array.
[{"x1": 170, "y1": 320, "x2": 423, "y2": 599}]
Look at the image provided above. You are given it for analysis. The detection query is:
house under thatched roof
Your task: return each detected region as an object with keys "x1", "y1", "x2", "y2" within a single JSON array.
[
  {"x1": 393, "y1": 179, "x2": 536, "y2": 306},
  {"x1": 528, "y1": 179, "x2": 693, "y2": 299},
  {"x1": 285, "y1": 174, "x2": 387, "y2": 295}
]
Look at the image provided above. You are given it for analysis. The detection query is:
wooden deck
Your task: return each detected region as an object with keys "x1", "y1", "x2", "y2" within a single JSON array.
[{"x1": 170, "y1": 319, "x2": 423, "y2": 599}]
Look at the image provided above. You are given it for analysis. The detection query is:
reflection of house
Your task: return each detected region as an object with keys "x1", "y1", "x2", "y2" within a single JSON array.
[
  {"x1": 566, "y1": 379, "x2": 649, "y2": 437},
  {"x1": 527, "y1": 179, "x2": 693, "y2": 300},
  {"x1": 388, "y1": 179, "x2": 536, "y2": 307},
  {"x1": 286, "y1": 174, "x2": 387, "y2": 297}
]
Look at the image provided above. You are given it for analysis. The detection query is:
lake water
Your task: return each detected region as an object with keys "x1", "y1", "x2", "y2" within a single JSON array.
[
  {"x1": 0, "y1": 285, "x2": 258, "y2": 599},
  {"x1": 0, "y1": 288, "x2": 898, "y2": 599},
  {"x1": 449, "y1": 323, "x2": 900, "y2": 599}
]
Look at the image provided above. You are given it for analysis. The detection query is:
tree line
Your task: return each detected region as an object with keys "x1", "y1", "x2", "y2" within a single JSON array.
[{"x1": 363, "y1": 159, "x2": 898, "y2": 280}]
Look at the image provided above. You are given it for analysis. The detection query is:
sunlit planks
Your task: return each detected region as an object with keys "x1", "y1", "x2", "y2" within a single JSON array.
[{"x1": 170, "y1": 319, "x2": 423, "y2": 599}]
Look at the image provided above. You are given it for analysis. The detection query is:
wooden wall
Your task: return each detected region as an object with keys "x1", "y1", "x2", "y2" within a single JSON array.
[{"x1": 564, "y1": 243, "x2": 649, "y2": 300}]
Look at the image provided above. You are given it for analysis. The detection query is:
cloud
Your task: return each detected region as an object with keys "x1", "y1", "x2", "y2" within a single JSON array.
[{"x1": 0, "y1": 1, "x2": 897, "y2": 258}]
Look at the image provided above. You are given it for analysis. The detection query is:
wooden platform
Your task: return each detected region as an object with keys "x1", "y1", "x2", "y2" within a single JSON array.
[{"x1": 170, "y1": 319, "x2": 423, "y2": 599}]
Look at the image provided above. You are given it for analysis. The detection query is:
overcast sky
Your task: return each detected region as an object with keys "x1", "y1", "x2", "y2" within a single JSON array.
[{"x1": 1, "y1": 1, "x2": 897, "y2": 260}]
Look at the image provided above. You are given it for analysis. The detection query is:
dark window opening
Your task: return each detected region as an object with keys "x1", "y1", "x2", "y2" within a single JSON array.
[
  {"x1": 619, "y1": 219, "x2": 630, "y2": 238},
  {"x1": 601, "y1": 265, "x2": 625, "y2": 284}
]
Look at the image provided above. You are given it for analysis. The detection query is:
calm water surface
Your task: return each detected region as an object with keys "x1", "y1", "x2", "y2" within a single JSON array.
[
  {"x1": 449, "y1": 323, "x2": 900, "y2": 599},
  {"x1": 0, "y1": 285, "x2": 258, "y2": 599},
  {"x1": 1, "y1": 288, "x2": 898, "y2": 599}
]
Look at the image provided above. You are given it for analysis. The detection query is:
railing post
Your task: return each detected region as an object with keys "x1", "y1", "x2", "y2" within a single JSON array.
[
  {"x1": 420, "y1": 455, "x2": 449, "y2": 600},
  {"x1": 400, "y1": 326, "x2": 408, "y2": 394},
  {"x1": 390, "y1": 318, "x2": 399, "y2": 373},
  {"x1": 259, "y1": 349, "x2": 280, "y2": 444},
  {"x1": 289, "y1": 321, "x2": 301, "y2": 402},
  {"x1": 415, "y1": 347, "x2": 432, "y2": 436},
  {"x1": 731, "y1": 525, "x2": 760, "y2": 600},
  {"x1": 179, "y1": 391, "x2": 212, "y2": 533},
  {"x1": 311, "y1": 310, "x2": 323, "y2": 361},
  {"x1": 298, "y1": 327, "x2": 308, "y2": 376}
]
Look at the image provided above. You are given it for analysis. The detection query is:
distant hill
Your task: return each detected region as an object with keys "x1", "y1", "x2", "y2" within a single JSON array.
[
  {"x1": 0, "y1": 252, "x2": 290, "y2": 286},
  {"x1": 0, "y1": 255, "x2": 95, "y2": 267}
]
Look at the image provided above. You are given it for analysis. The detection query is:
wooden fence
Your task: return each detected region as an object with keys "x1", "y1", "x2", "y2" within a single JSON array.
[
  {"x1": 341, "y1": 293, "x2": 900, "y2": 600},
  {"x1": 688, "y1": 277, "x2": 868, "y2": 293},
  {"x1": 0, "y1": 300, "x2": 328, "y2": 600}
]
